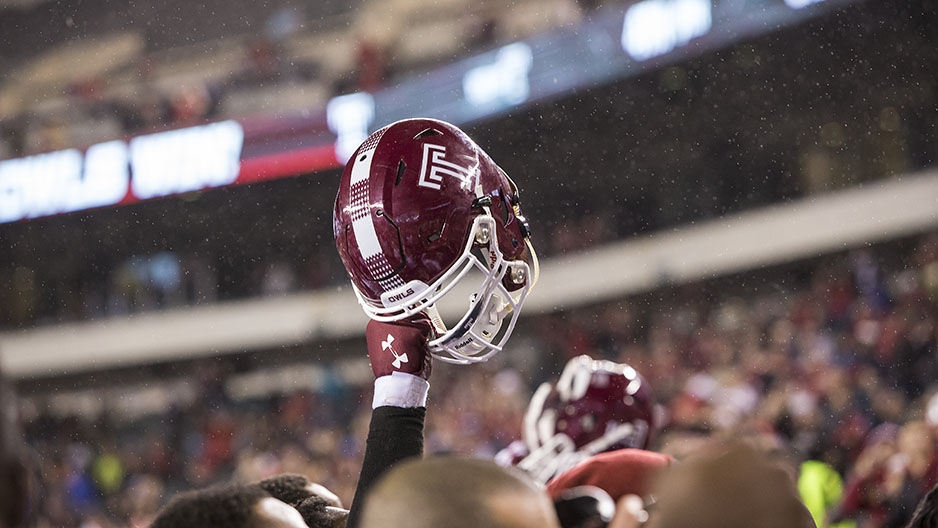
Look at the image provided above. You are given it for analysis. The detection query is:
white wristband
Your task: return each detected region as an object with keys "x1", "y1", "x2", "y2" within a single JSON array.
[{"x1": 372, "y1": 372, "x2": 429, "y2": 409}]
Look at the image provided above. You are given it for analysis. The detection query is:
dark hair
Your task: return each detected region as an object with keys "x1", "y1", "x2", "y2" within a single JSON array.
[
  {"x1": 296, "y1": 495, "x2": 348, "y2": 528},
  {"x1": 256, "y1": 473, "x2": 313, "y2": 507},
  {"x1": 254, "y1": 472, "x2": 348, "y2": 527},
  {"x1": 150, "y1": 483, "x2": 271, "y2": 528}
]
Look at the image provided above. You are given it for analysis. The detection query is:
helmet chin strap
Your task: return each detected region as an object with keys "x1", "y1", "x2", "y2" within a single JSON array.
[
  {"x1": 525, "y1": 236, "x2": 540, "y2": 288},
  {"x1": 425, "y1": 304, "x2": 447, "y2": 337},
  {"x1": 426, "y1": 287, "x2": 510, "y2": 364}
]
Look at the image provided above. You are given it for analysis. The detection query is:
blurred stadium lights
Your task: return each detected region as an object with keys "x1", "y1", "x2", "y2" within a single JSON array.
[
  {"x1": 785, "y1": 0, "x2": 826, "y2": 8},
  {"x1": 326, "y1": 92, "x2": 376, "y2": 164},
  {"x1": 462, "y1": 42, "x2": 534, "y2": 109},
  {"x1": 0, "y1": 0, "x2": 864, "y2": 224},
  {"x1": 0, "y1": 121, "x2": 244, "y2": 222},
  {"x1": 621, "y1": 0, "x2": 712, "y2": 61},
  {"x1": 129, "y1": 121, "x2": 244, "y2": 200}
]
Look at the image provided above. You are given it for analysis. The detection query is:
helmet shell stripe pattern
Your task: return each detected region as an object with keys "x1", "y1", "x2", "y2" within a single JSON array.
[{"x1": 346, "y1": 127, "x2": 405, "y2": 289}]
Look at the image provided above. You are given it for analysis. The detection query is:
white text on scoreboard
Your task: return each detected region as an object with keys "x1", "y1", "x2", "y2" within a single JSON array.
[{"x1": 0, "y1": 121, "x2": 244, "y2": 223}]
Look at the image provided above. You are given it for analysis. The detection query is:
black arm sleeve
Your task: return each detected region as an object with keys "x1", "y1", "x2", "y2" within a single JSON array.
[{"x1": 346, "y1": 405, "x2": 426, "y2": 528}]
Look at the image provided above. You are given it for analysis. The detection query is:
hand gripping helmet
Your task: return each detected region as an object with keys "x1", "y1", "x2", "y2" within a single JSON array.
[
  {"x1": 333, "y1": 118, "x2": 539, "y2": 364},
  {"x1": 518, "y1": 355, "x2": 656, "y2": 483}
]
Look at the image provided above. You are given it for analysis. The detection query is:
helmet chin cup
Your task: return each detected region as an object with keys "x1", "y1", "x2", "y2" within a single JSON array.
[
  {"x1": 430, "y1": 287, "x2": 509, "y2": 364},
  {"x1": 426, "y1": 215, "x2": 533, "y2": 364}
]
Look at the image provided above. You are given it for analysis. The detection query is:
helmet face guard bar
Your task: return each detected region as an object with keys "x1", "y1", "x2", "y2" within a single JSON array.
[{"x1": 351, "y1": 215, "x2": 538, "y2": 364}]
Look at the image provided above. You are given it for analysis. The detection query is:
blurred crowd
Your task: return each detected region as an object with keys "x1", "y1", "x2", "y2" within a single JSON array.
[{"x1": 15, "y1": 228, "x2": 938, "y2": 527}]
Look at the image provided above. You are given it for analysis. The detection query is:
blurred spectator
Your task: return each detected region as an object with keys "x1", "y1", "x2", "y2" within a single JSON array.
[
  {"x1": 647, "y1": 440, "x2": 816, "y2": 528},
  {"x1": 830, "y1": 423, "x2": 898, "y2": 526},
  {"x1": 24, "y1": 115, "x2": 70, "y2": 155},
  {"x1": 113, "y1": 58, "x2": 172, "y2": 133},
  {"x1": 879, "y1": 421, "x2": 938, "y2": 527},
  {"x1": 351, "y1": 35, "x2": 388, "y2": 93},
  {"x1": 167, "y1": 83, "x2": 217, "y2": 128},
  {"x1": 465, "y1": 7, "x2": 499, "y2": 52},
  {"x1": 227, "y1": 36, "x2": 287, "y2": 90},
  {"x1": 798, "y1": 454, "x2": 853, "y2": 528},
  {"x1": 262, "y1": 261, "x2": 298, "y2": 296}
]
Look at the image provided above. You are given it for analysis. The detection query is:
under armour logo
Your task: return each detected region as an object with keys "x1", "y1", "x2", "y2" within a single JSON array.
[
  {"x1": 381, "y1": 333, "x2": 409, "y2": 369},
  {"x1": 417, "y1": 143, "x2": 475, "y2": 190}
]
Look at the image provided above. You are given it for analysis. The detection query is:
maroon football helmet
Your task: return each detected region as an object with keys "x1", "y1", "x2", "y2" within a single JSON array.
[
  {"x1": 333, "y1": 118, "x2": 539, "y2": 364},
  {"x1": 519, "y1": 355, "x2": 656, "y2": 483}
]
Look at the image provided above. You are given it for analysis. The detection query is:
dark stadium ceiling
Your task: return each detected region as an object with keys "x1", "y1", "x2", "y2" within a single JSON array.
[{"x1": 0, "y1": 0, "x2": 49, "y2": 9}]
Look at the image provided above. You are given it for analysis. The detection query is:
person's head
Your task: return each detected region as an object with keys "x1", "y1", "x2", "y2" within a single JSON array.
[
  {"x1": 360, "y1": 456, "x2": 561, "y2": 528},
  {"x1": 256, "y1": 473, "x2": 343, "y2": 509},
  {"x1": 897, "y1": 420, "x2": 935, "y2": 464},
  {"x1": 647, "y1": 441, "x2": 816, "y2": 528},
  {"x1": 255, "y1": 473, "x2": 347, "y2": 528},
  {"x1": 150, "y1": 483, "x2": 309, "y2": 528},
  {"x1": 333, "y1": 117, "x2": 539, "y2": 364}
]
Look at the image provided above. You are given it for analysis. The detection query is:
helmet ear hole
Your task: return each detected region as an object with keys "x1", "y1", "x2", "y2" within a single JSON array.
[
  {"x1": 496, "y1": 193, "x2": 512, "y2": 226},
  {"x1": 395, "y1": 160, "x2": 407, "y2": 185}
]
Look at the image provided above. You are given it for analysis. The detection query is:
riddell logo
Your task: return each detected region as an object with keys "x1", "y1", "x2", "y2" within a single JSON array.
[
  {"x1": 417, "y1": 144, "x2": 475, "y2": 190},
  {"x1": 386, "y1": 288, "x2": 415, "y2": 303}
]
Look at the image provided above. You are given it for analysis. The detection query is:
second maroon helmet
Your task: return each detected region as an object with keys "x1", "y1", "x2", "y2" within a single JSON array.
[
  {"x1": 333, "y1": 118, "x2": 539, "y2": 364},
  {"x1": 519, "y1": 355, "x2": 657, "y2": 483}
]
